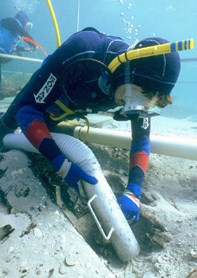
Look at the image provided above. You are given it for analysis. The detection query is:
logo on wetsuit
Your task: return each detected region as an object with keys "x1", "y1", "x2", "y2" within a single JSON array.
[
  {"x1": 141, "y1": 118, "x2": 149, "y2": 129},
  {"x1": 34, "y1": 73, "x2": 57, "y2": 104}
]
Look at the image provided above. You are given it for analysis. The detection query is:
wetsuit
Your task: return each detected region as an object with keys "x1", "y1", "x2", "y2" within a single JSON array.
[{"x1": 2, "y1": 28, "x2": 150, "y2": 195}]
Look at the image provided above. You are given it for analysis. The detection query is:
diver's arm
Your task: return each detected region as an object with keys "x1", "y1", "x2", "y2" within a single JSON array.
[
  {"x1": 117, "y1": 117, "x2": 150, "y2": 224},
  {"x1": 129, "y1": 117, "x2": 150, "y2": 188},
  {"x1": 15, "y1": 104, "x2": 97, "y2": 190}
]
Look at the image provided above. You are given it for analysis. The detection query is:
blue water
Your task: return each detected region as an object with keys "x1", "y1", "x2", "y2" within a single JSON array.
[{"x1": 1, "y1": 0, "x2": 197, "y2": 121}]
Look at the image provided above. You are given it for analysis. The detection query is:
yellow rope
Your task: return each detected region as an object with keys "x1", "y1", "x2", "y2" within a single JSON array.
[{"x1": 46, "y1": 0, "x2": 61, "y2": 47}]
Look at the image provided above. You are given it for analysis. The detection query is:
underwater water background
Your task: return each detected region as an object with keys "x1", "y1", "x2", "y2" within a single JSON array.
[{"x1": 0, "y1": 0, "x2": 197, "y2": 124}]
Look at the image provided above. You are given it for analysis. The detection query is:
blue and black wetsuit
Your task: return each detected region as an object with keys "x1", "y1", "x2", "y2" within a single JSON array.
[
  {"x1": 2, "y1": 28, "x2": 150, "y2": 188},
  {"x1": 4, "y1": 28, "x2": 129, "y2": 128}
]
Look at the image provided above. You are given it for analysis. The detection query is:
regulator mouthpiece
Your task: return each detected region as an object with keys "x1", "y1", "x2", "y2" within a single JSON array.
[
  {"x1": 121, "y1": 105, "x2": 161, "y2": 118},
  {"x1": 121, "y1": 84, "x2": 160, "y2": 118}
]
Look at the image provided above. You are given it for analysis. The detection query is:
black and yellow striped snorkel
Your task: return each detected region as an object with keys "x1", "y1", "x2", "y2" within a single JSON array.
[{"x1": 108, "y1": 38, "x2": 194, "y2": 74}]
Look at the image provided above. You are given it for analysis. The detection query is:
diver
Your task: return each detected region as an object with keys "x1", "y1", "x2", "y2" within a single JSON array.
[
  {"x1": 0, "y1": 10, "x2": 37, "y2": 85},
  {"x1": 0, "y1": 27, "x2": 181, "y2": 225}
]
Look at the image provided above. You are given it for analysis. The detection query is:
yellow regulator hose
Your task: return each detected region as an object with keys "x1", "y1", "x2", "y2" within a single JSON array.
[{"x1": 46, "y1": 0, "x2": 61, "y2": 47}]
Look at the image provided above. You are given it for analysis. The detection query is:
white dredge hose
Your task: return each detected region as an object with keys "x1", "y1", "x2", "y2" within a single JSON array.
[{"x1": 3, "y1": 132, "x2": 140, "y2": 261}]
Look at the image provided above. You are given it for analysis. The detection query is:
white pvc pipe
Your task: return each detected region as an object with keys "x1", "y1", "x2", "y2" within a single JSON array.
[
  {"x1": 0, "y1": 53, "x2": 43, "y2": 63},
  {"x1": 3, "y1": 132, "x2": 140, "y2": 261},
  {"x1": 72, "y1": 126, "x2": 197, "y2": 161}
]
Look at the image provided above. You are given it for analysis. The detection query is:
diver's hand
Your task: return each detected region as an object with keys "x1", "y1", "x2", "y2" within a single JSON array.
[
  {"x1": 59, "y1": 159, "x2": 98, "y2": 192},
  {"x1": 117, "y1": 183, "x2": 141, "y2": 225}
]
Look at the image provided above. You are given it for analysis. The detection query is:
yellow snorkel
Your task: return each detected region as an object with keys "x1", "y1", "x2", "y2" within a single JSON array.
[
  {"x1": 46, "y1": 0, "x2": 61, "y2": 47},
  {"x1": 108, "y1": 38, "x2": 194, "y2": 73}
]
